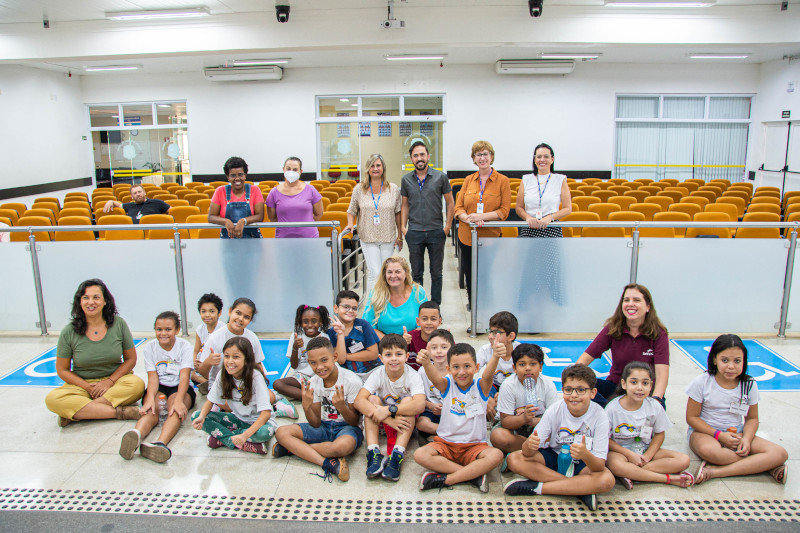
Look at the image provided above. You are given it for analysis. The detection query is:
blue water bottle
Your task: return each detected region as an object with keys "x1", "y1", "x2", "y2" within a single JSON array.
[{"x1": 557, "y1": 444, "x2": 573, "y2": 476}]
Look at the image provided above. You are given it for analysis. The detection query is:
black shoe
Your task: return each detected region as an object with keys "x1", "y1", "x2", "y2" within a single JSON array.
[
  {"x1": 420, "y1": 472, "x2": 448, "y2": 491},
  {"x1": 579, "y1": 494, "x2": 597, "y2": 511},
  {"x1": 140, "y1": 441, "x2": 172, "y2": 463},
  {"x1": 272, "y1": 442, "x2": 292, "y2": 458},
  {"x1": 504, "y1": 478, "x2": 540, "y2": 496},
  {"x1": 470, "y1": 474, "x2": 489, "y2": 493}
]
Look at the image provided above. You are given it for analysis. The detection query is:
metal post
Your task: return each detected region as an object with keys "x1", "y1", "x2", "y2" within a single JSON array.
[
  {"x1": 629, "y1": 227, "x2": 640, "y2": 284},
  {"x1": 778, "y1": 228, "x2": 797, "y2": 337},
  {"x1": 470, "y1": 226, "x2": 478, "y2": 338},
  {"x1": 27, "y1": 231, "x2": 48, "y2": 336},
  {"x1": 331, "y1": 228, "x2": 341, "y2": 299},
  {"x1": 172, "y1": 228, "x2": 189, "y2": 337}
]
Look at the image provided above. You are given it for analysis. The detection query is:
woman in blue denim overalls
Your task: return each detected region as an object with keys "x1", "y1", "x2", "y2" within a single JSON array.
[{"x1": 208, "y1": 156, "x2": 265, "y2": 238}]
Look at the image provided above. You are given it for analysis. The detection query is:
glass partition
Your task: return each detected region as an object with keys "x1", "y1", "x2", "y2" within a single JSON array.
[
  {"x1": 476, "y1": 237, "x2": 631, "y2": 333},
  {"x1": 786, "y1": 242, "x2": 800, "y2": 333},
  {"x1": 319, "y1": 122, "x2": 360, "y2": 182},
  {"x1": 0, "y1": 243, "x2": 41, "y2": 331}
]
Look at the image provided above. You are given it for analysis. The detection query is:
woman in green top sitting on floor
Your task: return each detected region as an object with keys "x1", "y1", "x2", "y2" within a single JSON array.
[{"x1": 45, "y1": 279, "x2": 145, "y2": 427}]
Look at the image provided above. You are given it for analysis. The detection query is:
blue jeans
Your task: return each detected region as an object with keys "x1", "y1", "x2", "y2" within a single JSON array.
[
  {"x1": 299, "y1": 421, "x2": 364, "y2": 448},
  {"x1": 405, "y1": 228, "x2": 446, "y2": 304}
]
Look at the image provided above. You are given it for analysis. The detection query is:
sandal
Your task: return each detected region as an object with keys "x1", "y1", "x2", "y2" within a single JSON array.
[
  {"x1": 679, "y1": 471, "x2": 695, "y2": 488},
  {"x1": 618, "y1": 476, "x2": 633, "y2": 490},
  {"x1": 694, "y1": 461, "x2": 711, "y2": 484},
  {"x1": 770, "y1": 464, "x2": 788, "y2": 485}
]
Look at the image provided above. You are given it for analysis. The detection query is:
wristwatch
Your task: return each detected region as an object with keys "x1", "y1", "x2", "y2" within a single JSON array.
[{"x1": 388, "y1": 404, "x2": 398, "y2": 418}]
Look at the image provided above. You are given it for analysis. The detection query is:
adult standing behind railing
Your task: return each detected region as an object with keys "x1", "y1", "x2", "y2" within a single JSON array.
[
  {"x1": 45, "y1": 279, "x2": 145, "y2": 428},
  {"x1": 208, "y1": 156, "x2": 264, "y2": 239},
  {"x1": 344, "y1": 154, "x2": 402, "y2": 296},
  {"x1": 265, "y1": 156, "x2": 324, "y2": 238},
  {"x1": 453, "y1": 140, "x2": 511, "y2": 309},
  {"x1": 515, "y1": 143, "x2": 572, "y2": 238}
]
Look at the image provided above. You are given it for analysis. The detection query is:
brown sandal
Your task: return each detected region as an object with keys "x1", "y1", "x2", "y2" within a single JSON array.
[
  {"x1": 770, "y1": 464, "x2": 788, "y2": 485},
  {"x1": 115, "y1": 405, "x2": 142, "y2": 420}
]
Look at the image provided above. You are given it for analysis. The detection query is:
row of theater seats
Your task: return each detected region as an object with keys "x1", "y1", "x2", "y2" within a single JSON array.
[{"x1": 0, "y1": 179, "x2": 359, "y2": 242}]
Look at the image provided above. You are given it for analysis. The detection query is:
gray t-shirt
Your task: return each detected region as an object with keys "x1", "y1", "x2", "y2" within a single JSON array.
[{"x1": 400, "y1": 167, "x2": 451, "y2": 231}]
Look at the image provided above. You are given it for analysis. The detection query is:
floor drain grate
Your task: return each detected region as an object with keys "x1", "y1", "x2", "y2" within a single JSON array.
[{"x1": 1, "y1": 489, "x2": 799, "y2": 523}]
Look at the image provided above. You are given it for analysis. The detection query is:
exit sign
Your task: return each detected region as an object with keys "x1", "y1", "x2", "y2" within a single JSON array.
[{"x1": 783, "y1": 111, "x2": 791, "y2": 118}]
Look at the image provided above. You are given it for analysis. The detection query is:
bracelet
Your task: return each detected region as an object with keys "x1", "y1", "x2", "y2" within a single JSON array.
[{"x1": 713, "y1": 430, "x2": 721, "y2": 440}]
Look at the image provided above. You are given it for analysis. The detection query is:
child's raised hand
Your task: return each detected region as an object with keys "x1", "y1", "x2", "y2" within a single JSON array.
[
  {"x1": 416, "y1": 349, "x2": 431, "y2": 367},
  {"x1": 301, "y1": 381, "x2": 315, "y2": 407},
  {"x1": 208, "y1": 349, "x2": 221, "y2": 367},
  {"x1": 522, "y1": 430, "x2": 540, "y2": 455},
  {"x1": 402, "y1": 326, "x2": 412, "y2": 345},
  {"x1": 570, "y1": 434, "x2": 588, "y2": 461},
  {"x1": 293, "y1": 334, "x2": 305, "y2": 350},
  {"x1": 331, "y1": 385, "x2": 346, "y2": 408},
  {"x1": 331, "y1": 316, "x2": 345, "y2": 335},
  {"x1": 493, "y1": 339, "x2": 509, "y2": 361}
]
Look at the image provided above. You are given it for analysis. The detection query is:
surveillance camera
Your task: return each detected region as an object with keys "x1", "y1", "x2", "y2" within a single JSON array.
[
  {"x1": 43, "y1": 18, "x2": 50, "y2": 29},
  {"x1": 528, "y1": 0, "x2": 543, "y2": 17},
  {"x1": 781, "y1": 1, "x2": 788, "y2": 10},
  {"x1": 275, "y1": 4, "x2": 290, "y2": 23},
  {"x1": 381, "y1": 19, "x2": 405, "y2": 29}
]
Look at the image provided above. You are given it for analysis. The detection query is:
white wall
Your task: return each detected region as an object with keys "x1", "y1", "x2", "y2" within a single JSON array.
[
  {"x1": 0, "y1": 65, "x2": 91, "y2": 190},
  {"x1": 80, "y1": 62, "x2": 761, "y2": 178},
  {"x1": 749, "y1": 59, "x2": 800, "y2": 172}
]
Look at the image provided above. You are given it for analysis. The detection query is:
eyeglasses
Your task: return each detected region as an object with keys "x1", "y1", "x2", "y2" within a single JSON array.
[
  {"x1": 338, "y1": 305, "x2": 358, "y2": 312},
  {"x1": 562, "y1": 387, "x2": 591, "y2": 396},
  {"x1": 474, "y1": 152, "x2": 492, "y2": 159},
  {"x1": 488, "y1": 329, "x2": 506, "y2": 336}
]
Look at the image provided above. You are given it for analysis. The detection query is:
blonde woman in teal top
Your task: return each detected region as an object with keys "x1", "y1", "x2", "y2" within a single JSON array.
[{"x1": 362, "y1": 256, "x2": 427, "y2": 339}]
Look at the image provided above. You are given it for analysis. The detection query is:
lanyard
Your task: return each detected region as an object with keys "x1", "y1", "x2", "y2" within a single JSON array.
[
  {"x1": 370, "y1": 181, "x2": 383, "y2": 212},
  {"x1": 536, "y1": 174, "x2": 551, "y2": 208},
  {"x1": 416, "y1": 171, "x2": 427, "y2": 192},
  {"x1": 479, "y1": 169, "x2": 492, "y2": 203}
]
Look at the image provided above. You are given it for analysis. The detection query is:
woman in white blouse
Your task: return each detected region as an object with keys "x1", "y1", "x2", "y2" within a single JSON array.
[
  {"x1": 345, "y1": 154, "x2": 402, "y2": 295},
  {"x1": 515, "y1": 143, "x2": 572, "y2": 238}
]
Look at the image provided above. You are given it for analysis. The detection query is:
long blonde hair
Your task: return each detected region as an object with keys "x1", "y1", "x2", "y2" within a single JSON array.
[
  {"x1": 359, "y1": 154, "x2": 387, "y2": 191},
  {"x1": 369, "y1": 256, "x2": 423, "y2": 322}
]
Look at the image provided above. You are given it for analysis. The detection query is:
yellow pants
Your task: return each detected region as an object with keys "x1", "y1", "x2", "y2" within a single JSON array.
[{"x1": 45, "y1": 374, "x2": 145, "y2": 420}]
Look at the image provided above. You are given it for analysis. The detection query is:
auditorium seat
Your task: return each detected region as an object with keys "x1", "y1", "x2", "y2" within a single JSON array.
[
  {"x1": 12, "y1": 216, "x2": 52, "y2": 241},
  {"x1": 686, "y1": 212, "x2": 732, "y2": 238},
  {"x1": 655, "y1": 211, "x2": 691, "y2": 237},
  {"x1": 630, "y1": 202, "x2": 661, "y2": 221},
  {"x1": 55, "y1": 216, "x2": 95, "y2": 241},
  {"x1": 737, "y1": 212, "x2": 780, "y2": 239},
  {"x1": 608, "y1": 211, "x2": 645, "y2": 237}
]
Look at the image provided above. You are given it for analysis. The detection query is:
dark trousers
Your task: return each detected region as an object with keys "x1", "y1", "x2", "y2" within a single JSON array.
[
  {"x1": 405, "y1": 229, "x2": 446, "y2": 304},
  {"x1": 458, "y1": 240, "x2": 472, "y2": 301}
]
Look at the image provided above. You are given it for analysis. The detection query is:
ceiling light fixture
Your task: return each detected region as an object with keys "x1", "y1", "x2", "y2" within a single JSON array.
[
  {"x1": 540, "y1": 53, "x2": 602, "y2": 60},
  {"x1": 605, "y1": 0, "x2": 714, "y2": 6},
  {"x1": 84, "y1": 65, "x2": 141, "y2": 72},
  {"x1": 230, "y1": 59, "x2": 290, "y2": 66},
  {"x1": 689, "y1": 53, "x2": 751, "y2": 59},
  {"x1": 105, "y1": 8, "x2": 210, "y2": 20},
  {"x1": 385, "y1": 54, "x2": 447, "y2": 61}
]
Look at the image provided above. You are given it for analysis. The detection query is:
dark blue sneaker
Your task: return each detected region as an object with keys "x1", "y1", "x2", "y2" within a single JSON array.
[
  {"x1": 579, "y1": 493, "x2": 597, "y2": 511},
  {"x1": 504, "y1": 478, "x2": 540, "y2": 496},
  {"x1": 381, "y1": 450, "x2": 404, "y2": 481},
  {"x1": 271, "y1": 442, "x2": 292, "y2": 458},
  {"x1": 365, "y1": 448, "x2": 386, "y2": 478}
]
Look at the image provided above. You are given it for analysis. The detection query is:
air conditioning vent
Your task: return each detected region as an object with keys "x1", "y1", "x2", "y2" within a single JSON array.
[
  {"x1": 495, "y1": 60, "x2": 575, "y2": 75},
  {"x1": 203, "y1": 65, "x2": 283, "y2": 81}
]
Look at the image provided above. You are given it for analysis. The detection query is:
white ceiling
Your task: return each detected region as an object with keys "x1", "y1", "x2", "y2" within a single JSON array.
[{"x1": 1, "y1": 0, "x2": 799, "y2": 72}]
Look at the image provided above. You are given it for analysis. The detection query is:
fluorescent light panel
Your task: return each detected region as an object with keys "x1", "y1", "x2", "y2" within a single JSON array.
[
  {"x1": 690, "y1": 53, "x2": 750, "y2": 59},
  {"x1": 230, "y1": 59, "x2": 289, "y2": 66},
  {"x1": 605, "y1": 0, "x2": 714, "y2": 6},
  {"x1": 106, "y1": 8, "x2": 210, "y2": 20},
  {"x1": 385, "y1": 54, "x2": 446, "y2": 61},
  {"x1": 540, "y1": 53, "x2": 601, "y2": 60},
  {"x1": 84, "y1": 65, "x2": 141, "y2": 72}
]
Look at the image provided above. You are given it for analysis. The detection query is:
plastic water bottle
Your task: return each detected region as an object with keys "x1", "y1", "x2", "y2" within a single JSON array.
[
  {"x1": 523, "y1": 377, "x2": 539, "y2": 414},
  {"x1": 157, "y1": 393, "x2": 168, "y2": 425},
  {"x1": 557, "y1": 444, "x2": 574, "y2": 477},
  {"x1": 631, "y1": 436, "x2": 645, "y2": 455}
]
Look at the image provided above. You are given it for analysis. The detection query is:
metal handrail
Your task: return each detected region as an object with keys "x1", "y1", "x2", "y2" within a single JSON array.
[
  {"x1": 338, "y1": 227, "x2": 367, "y2": 299},
  {"x1": 4, "y1": 221, "x2": 339, "y2": 233},
  {"x1": 472, "y1": 221, "x2": 800, "y2": 229}
]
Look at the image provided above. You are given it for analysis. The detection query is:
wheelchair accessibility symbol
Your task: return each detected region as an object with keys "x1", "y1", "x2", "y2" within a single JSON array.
[
  {"x1": 519, "y1": 340, "x2": 611, "y2": 392},
  {"x1": 672, "y1": 339, "x2": 800, "y2": 392}
]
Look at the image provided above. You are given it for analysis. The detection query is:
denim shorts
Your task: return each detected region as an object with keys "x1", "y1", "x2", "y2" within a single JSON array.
[
  {"x1": 539, "y1": 447, "x2": 587, "y2": 475},
  {"x1": 299, "y1": 421, "x2": 364, "y2": 448}
]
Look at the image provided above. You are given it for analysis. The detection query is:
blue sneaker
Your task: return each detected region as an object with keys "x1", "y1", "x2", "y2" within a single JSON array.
[
  {"x1": 579, "y1": 493, "x2": 597, "y2": 511},
  {"x1": 366, "y1": 448, "x2": 386, "y2": 478},
  {"x1": 381, "y1": 450, "x2": 404, "y2": 481},
  {"x1": 504, "y1": 478, "x2": 540, "y2": 496}
]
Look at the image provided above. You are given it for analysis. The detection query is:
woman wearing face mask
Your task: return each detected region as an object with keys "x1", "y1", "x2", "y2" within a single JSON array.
[{"x1": 265, "y1": 156, "x2": 324, "y2": 238}]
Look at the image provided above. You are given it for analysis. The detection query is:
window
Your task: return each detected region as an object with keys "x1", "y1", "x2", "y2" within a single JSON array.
[
  {"x1": 316, "y1": 95, "x2": 445, "y2": 184},
  {"x1": 87, "y1": 101, "x2": 189, "y2": 186},
  {"x1": 614, "y1": 95, "x2": 752, "y2": 182}
]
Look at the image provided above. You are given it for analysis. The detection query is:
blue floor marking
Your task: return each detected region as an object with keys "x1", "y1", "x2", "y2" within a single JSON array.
[
  {"x1": 518, "y1": 339, "x2": 610, "y2": 392},
  {"x1": 672, "y1": 339, "x2": 800, "y2": 392},
  {"x1": 259, "y1": 339, "x2": 292, "y2": 382},
  {"x1": 0, "y1": 339, "x2": 146, "y2": 388}
]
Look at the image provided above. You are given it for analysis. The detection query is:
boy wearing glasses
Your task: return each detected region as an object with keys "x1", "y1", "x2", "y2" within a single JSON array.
[
  {"x1": 476, "y1": 311, "x2": 520, "y2": 420},
  {"x1": 328, "y1": 290, "x2": 381, "y2": 382},
  {"x1": 504, "y1": 364, "x2": 615, "y2": 511}
]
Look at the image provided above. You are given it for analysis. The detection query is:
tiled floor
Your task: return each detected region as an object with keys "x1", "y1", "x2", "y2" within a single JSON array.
[{"x1": 2, "y1": 228, "x2": 799, "y2": 522}]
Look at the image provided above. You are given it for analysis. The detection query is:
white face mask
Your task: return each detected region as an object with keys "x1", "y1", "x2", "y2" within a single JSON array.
[{"x1": 284, "y1": 170, "x2": 300, "y2": 183}]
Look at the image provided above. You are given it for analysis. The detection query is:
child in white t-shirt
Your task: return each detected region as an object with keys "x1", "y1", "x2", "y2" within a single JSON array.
[
  {"x1": 504, "y1": 364, "x2": 615, "y2": 511},
  {"x1": 686, "y1": 334, "x2": 788, "y2": 485},
  {"x1": 192, "y1": 336, "x2": 277, "y2": 454},
  {"x1": 606, "y1": 362, "x2": 692, "y2": 489},
  {"x1": 274, "y1": 337, "x2": 364, "y2": 482},
  {"x1": 414, "y1": 343, "x2": 504, "y2": 493},
  {"x1": 274, "y1": 304, "x2": 331, "y2": 401},
  {"x1": 476, "y1": 311, "x2": 521, "y2": 420},
  {"x1": 192, "y1": 293, "x2": 224, "y2": 395},
  {"x1": 354, "y1": 334, "x2": 426, "y2": 482},
  {"x1": 491, "y1": 343, "x2": 558, "y2": 465},
  {"x1": 416, "y1": 329, "x2": 454, "y2": 440},
  {"x1": 119, "y1": 311, "x2": 194, "y2": 463}
]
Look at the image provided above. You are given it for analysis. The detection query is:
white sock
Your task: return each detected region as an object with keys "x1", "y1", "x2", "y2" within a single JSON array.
[
  {"x1": 368, "y1": 444, "x2": 379, "y2": 452},
  {"x1": 393, "y1": 446, "x2": 405, "y2": 455}
]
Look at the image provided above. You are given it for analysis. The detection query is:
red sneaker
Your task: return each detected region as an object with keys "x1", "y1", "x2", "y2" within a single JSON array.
[{"x1": 239, "y1": 441, "x2": 267, "y2": 455}]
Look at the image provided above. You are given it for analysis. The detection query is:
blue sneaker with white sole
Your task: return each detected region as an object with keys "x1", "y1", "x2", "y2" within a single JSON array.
[
  {"x1": 381, "y1": 450, "x2": 404, "y2": 481},
  {"x1": 365, "y1": 448, "x2": 386, "y2": 478}
]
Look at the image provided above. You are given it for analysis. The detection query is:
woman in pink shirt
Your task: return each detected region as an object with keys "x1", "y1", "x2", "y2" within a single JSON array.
[{"x1": 265, "y1": 157, "x2": 324, "y2": 238}]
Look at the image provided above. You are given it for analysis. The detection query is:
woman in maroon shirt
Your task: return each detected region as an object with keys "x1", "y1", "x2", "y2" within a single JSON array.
[{"x1": 577, "y1": 283, "x2": 670, "y2": 407}]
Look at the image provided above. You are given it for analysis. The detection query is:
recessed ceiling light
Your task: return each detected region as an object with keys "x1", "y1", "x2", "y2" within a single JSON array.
[
  {"x1": 689, "y1": 53, "x2": 751, "y2": 59},
  {"x1": 351, "y1": 104, "x2": 358, "y2": 107},
  {"x1": 605, "y1": 0, "x2": 714, "y2": 6},
  {"x1": 340, "y1": 98, "x2": 350, "y2": 102},
  {"x1": 540, "y1": 53, "x2": 601, "y2": 60},
  {"x1": 105, "y1": 8, "x2": 210, "y2": 20},
  {"x1": 230, "y1": 59, "x2": 289, "y2": 66},
  {"x1": 385, "y1": 54, "x2": 447, "y2": 61},
  {"x1": 84, "y1": 65, "x2": 141, "y2": 72}
]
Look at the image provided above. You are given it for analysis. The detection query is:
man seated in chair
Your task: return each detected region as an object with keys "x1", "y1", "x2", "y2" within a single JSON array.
[{"x1": 102, "y1": 184, "x2": 170, "y2": 224}]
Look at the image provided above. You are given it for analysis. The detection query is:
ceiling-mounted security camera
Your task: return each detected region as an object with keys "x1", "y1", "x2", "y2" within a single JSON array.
[
  {"x1": 381, "y1": 0, "x2": 405, "y2": 29},
  {"x1": 528, "y1": 0, "x2": 543, "y2": 17},
  {"x1": 275, "y1": 3, "x2": 290, "y2": 23}
]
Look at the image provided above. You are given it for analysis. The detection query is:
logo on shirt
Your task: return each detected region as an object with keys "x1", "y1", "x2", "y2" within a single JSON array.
[
  {"x1": 494, "y1": 369, "x2": 512, "y2": 379},
  {"x1": 450, "y1": 397, "x2": 467, "y2": 416},
  {"x1": 643, "y1": 349, "x2": 654, "y2": 358},
  {"x1": 614, "y1": 423, "x2": 636, "y2": 434},
  {"x1": 155, "y1": 360, "x2": 175, "y2": 373},
  {"x1": 558, "y1": 427, "x2": 579, "y2": 437},
  {"x1": 382, "y1": 393, "x2": 400, "y2": 405}
]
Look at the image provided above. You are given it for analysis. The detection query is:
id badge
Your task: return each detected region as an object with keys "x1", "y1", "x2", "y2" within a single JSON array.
[
  {"x1": 476, "y1": 203, "x2": 484, "y2": 214},
  {"x1": 349, "y1": 341, "x2": 365, "y2": 353},
  {"x1": 729, "y1": 401, "x2": 749, "y2": 416},
  {"x1": 640, "y1": 425, "x2": 653, "y2": 440},
  {"x1": 583, "y1": 436, "x2": 594, "y2": 451},
  {"x1": 373, "y1": 214, "x2": 380, "y2": 225},
  {"x1": 466, "y1": 402, "x2": 483, "y2": 419},
  {"x1": 535, "y1": 209, "x2": 543, "y2": 220}
]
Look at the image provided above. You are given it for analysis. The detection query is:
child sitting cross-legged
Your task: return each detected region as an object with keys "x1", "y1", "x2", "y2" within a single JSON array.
[
  {"x1": 273, "y1": 337, "x2": 364, "y2": 482},
  {"x1": 354, "y1": 334, "x2": 426, "y2": 482},
  {"x1": 504, "y1": 364, "x2": 615, "y2": 511},
  {"x1": 414, "y1": 343, "x2": 504, "y2": 493}
]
